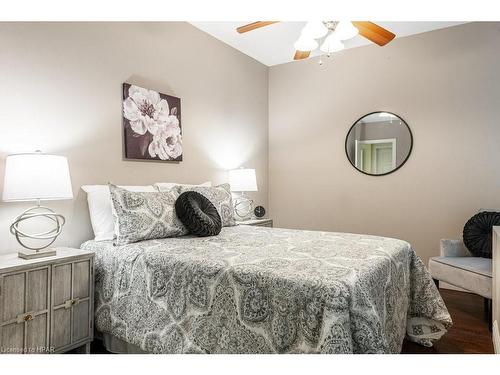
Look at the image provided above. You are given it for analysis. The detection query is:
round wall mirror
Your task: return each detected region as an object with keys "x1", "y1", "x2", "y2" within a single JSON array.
[{"x1": 345, "y1": 112, "x2": 413, "y2": 176}]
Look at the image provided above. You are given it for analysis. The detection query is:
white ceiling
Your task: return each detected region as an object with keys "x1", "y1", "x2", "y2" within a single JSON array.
[{"x1": 190, "y1": 22, "x2": 466, "y2": 66}]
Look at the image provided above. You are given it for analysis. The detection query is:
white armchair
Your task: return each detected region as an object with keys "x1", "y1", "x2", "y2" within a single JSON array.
[{"x1": 429, "y1": 239, "x2": 492, "y2": 329}]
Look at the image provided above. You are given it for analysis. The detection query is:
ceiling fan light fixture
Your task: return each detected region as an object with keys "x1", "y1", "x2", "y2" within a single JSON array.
[
  {"x1": 320, "y1": 35, "x2": 344, "y2": 53},
  {"x1": 335, "y1": 21, "x2": 359, "y2": 41},
  {"x1": 294, "y1": 35, "x2": 319, "y2": 52},
  {"x1": 301, "y1": 21, "x2": 329, "y2": 39}
]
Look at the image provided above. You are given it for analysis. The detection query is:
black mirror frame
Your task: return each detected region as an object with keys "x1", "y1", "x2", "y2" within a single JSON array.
[{"x1": 344, "y1": 111, "x2": 413, "y2": 176}]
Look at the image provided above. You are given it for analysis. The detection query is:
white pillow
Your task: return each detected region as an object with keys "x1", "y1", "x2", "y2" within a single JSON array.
[
  {"x1": 154, "y1": 181, "x2": 212, "y2": 191},
  {"x1": 81, "y1": 185, "x2": 156, "y2": 241}
]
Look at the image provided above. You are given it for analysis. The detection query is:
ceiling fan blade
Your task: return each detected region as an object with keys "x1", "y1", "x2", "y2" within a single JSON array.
[
  {"x1": 294, "y1": 50, "x2": 311, "y2": 60},
  {"x1": 236, "y1": 21, "x2": 279, "y2": 34},
  {"x1": 351, "y1": 22, "x2": 396, "y2": 46}
]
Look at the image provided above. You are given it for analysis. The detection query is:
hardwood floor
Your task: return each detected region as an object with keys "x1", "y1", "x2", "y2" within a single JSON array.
[
  {"x1": 89, "y1": 289, "x2": 493, "y2": 354},
  {"x1": 402, "y1": 289, "x2": 493, "y2": 353}
]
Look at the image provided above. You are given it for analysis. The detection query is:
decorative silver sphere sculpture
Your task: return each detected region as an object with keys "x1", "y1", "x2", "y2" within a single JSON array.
[
  {"x1": 10, "y1": 202, "x2": 66, "y2": 251},
  {"x1": 233, "y1": 195, "x2": 254, "y2": 219}
]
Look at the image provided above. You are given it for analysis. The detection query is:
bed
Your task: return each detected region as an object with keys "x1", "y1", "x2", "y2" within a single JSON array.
[{"x1": 81, "y1": 225, "x2": 452, "y2": 354}]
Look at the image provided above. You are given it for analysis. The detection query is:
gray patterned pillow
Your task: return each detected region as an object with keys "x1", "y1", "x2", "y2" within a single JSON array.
[
  {"x1": 173, "y1": 184, "x2": 236, "y2": 227},
  {"x1": 109, "y1": 184, "x2": 188, "y2": 245}
]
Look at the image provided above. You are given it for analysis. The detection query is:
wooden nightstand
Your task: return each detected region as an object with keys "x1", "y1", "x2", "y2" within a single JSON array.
[
  {"x1": 0, "y1": 248, "x2": 94, "y2": 354},
  {"x1": 236, "y1": 218, "x2": 273, "y2": 228}
]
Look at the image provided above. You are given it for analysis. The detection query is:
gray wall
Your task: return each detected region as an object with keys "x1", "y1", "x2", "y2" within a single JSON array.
[
  {"x1": 1, "y1": 22, "x2": 499, "y2": 264},
  {"x1": 269, "y1": 22, "x2": 500, "y2": 263},
  {"x1": 0, "y1": 22, "x2": 269, "y2": 254}
]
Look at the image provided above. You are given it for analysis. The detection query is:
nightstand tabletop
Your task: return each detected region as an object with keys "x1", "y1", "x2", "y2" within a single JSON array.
[
  {"x1": 0, "y1": 247, "x2": 94, "y2": 273},
  {"x1": 236, "y1": 218, "x2": 273, "y2": 227}
]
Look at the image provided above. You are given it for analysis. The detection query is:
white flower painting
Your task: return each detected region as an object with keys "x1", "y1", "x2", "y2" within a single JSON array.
[{"x1": 122, "y1": 83, "x2": 182, "y2": 161}]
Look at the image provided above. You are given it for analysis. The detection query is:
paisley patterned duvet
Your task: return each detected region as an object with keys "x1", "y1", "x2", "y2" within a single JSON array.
[{"x1": 81, "y1": 225, "x2": 452, "y2": 353}]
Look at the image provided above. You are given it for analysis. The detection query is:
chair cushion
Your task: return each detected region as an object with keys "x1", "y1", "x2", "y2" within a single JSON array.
[
  {"x1": 175, "y1": 191, "x2": 222, "y2": 237},
  {"x1": 429, "y1": 256, "x2": 492, "y2": 298},
  {"x1": 430, "y1": 256, "x2": 492, "y2": 277}
]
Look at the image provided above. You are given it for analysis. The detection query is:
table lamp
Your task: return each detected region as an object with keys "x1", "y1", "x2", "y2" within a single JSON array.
[
  {"x1": 2, "y1": 151, "x2": 73, "y2": 259},
  {"x1": 228, "y1": 167, "x2": 257, "y2": 220}
]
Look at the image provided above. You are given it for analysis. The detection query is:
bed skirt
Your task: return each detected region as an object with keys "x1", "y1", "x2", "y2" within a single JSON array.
[{"x1": 100, "y1": 332, "x2": 147, "y2": 354}]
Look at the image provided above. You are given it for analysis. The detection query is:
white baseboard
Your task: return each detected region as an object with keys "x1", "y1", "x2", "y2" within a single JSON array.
[{"x1": 493, "y1": 321, "x2": 499, "y2": 354}]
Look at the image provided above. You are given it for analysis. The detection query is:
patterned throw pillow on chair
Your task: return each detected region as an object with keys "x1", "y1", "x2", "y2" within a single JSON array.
[
  {"x1": 109, "y1": 184, "x2": 188, "y2": 245},
  {"x1": 463, "y1": 211, "x2": 500, "y2": 258},
  {"x1": 169, "y1": 184, "x2": 236, "y2": 227}
]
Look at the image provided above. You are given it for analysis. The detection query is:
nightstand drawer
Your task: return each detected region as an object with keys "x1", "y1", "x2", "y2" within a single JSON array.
[
  {"x1": 0, "y1": 266, "x2": 50, "y2": 354},
  {"x1": 1, "y1": 321, "x2": 24, "y2": 353},
  {"x1": 52, "y1": 307, "x2": 71, "y2": 349},
  {"x1": 51, "y1": 258, "x2": 93, "y2": 352},
  {"x1": 1, "y1": 272, "x2": 26, "y2": 322},
  {"x1": 0, "y1": 248, "x2": 94, "y2": 354},
  {"x1": 73, "y1": 300, "x2": 90, "y2": 341},
  {"x1": 25, "y1": 313, "x2": 49, "y2": 352}
]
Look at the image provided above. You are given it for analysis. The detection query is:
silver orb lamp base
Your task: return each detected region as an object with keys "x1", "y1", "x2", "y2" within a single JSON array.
[
  {"x1": 10, "y1": 202, "x2": 65, "y2": 259},
  {"x1": 17, "y1": 248, "x2": 57, "y2": 260},
  {"x1": 233, "y1": 193, "x2": 254, "y2": 220}
]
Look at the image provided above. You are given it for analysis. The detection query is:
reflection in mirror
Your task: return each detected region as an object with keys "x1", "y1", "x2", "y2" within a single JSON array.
[{"x1": 345, "y1": 112, "x2": 412, "y2": 176}]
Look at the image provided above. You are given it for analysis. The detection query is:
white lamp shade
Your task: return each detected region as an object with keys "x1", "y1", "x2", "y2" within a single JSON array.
[
  {"x1": 320, "y1": 35, "x2": 345, "y2": 53},
  {"x1": 301, "y1": 21, "x2": 328, "y2": 39},
  {"x1": 2, "y1": 153, "x2": 73, "y2": 202},
  {"x1": 335, "y1": 21, "x2": 359, "y2": 41},
  {"x1": 228, "y1": 168, "x2": 258, "y2": 192},
  {"x1": 294, "y1": 35, "x2": 319, "y2": 52}
]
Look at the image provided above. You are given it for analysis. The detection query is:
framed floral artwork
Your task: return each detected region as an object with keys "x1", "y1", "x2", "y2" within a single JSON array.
[{"x1": 122, "y1": 83, "x2": 182, "y2": 161}]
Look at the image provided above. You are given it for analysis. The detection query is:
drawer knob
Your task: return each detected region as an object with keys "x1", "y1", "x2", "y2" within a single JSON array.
[
  {"x1": 64, "y1": 298, "x2": 80, "y2": 309},
  {"x1": 24, "y1": 314, "x2": 33, "y2": 322}
]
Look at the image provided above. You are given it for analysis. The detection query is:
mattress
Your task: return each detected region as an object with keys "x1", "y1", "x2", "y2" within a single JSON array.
[{"x1": 81, "y1": 225, "x2": 452, "y2": 353}]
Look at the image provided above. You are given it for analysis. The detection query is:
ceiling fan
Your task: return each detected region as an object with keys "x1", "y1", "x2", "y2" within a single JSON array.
[{"x1": 236, "y1": 21, "x2": 396, "y2": 61}]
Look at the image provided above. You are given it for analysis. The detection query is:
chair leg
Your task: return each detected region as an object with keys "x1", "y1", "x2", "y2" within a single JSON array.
[
  {"x1": 489, "y1": 299, "x2": 492, "y2": 332},
  {"x1": 484, "y1": 298, "x2": 492, "y2": 332},
  {"x1": 432, "y1": 278, "x2": 439, "y2": 289},
  {"x1": 490, "y1": 300, "x2": 493, "y2": 332}
]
